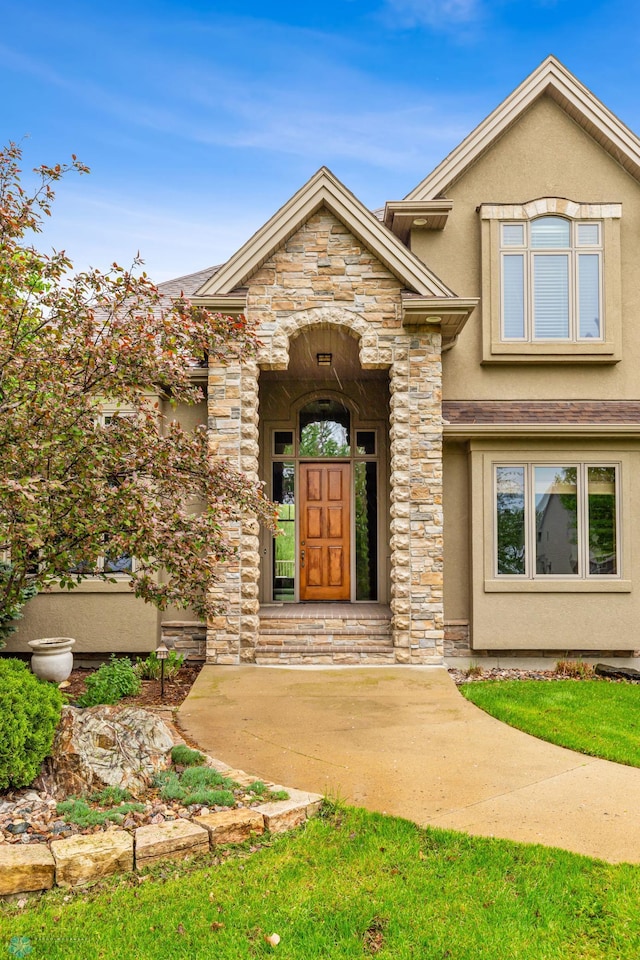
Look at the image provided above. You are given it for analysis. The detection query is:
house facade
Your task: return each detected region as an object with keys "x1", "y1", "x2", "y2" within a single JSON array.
[{"x1": 9, "y1": 56, "x2": 640, "y2": 664}]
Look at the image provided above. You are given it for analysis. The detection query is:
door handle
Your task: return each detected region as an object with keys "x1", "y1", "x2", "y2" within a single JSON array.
[{"x1": 300, "y1": 550, "x2": 305, "y2": 568}]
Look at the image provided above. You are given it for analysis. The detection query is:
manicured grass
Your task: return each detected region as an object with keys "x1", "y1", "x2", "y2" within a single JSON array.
[
  {"x1": 461, "y1": 679, "x2": 640, "y2": 767},
  {"x1": 3, "y1": 806, "x2": 640, "y2": 958}
]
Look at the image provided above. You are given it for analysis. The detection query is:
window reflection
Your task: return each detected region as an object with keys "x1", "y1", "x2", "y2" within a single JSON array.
[
  {"x1": 299, "y1": 399, "x2": 350, "y2": 457},
  {"x1": 535, "y1": 466, "x2": 577, "y2": 575}
]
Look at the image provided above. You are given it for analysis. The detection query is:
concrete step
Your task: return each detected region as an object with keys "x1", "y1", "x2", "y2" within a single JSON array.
[{"x1": 254, "y1": 644, "x2": 397, "y2": 665}]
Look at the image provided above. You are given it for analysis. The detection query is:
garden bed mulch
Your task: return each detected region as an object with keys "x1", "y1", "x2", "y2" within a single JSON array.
[
  {"x1": 447, "y1": 664, "x2": 638, "y2": 685},
  {"x1": 61, "y1": 661, "x2": 204, "y2": 709},
  {"x1": 448, "y1": 667, "x2": 557, "y2": 685}
]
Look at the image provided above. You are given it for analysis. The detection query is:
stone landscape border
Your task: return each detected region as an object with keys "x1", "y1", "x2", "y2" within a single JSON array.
[{"x1": 0, "y1": 785, "x2": 323, "y2": 896}]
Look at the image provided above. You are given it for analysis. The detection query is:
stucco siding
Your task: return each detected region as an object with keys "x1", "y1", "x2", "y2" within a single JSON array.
[
  {"x1": 411, "y1": 95, "x2": 640, "y2": 400},
  {"x1": 469, "y1": 438, "x2": 640, "y2": 651},
  {"x1": 442, "y1": 441, "x2": 470, "y2": 622},
  {"x1": 6, "y1": 590, "x2": 158, "y2": 656}
]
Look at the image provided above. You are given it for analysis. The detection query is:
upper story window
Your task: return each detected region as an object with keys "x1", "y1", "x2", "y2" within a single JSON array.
[
  {"x1": 501, "y1": 216, "x2": 602, "y2": 342},
  {"x1": 479, "y1": 199, "x2": 621, "y2": 363}
]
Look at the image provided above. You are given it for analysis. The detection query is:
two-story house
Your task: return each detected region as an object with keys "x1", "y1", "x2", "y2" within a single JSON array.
[{"x1": 10, "y1": 56, "x2": 640, "y2": 666}]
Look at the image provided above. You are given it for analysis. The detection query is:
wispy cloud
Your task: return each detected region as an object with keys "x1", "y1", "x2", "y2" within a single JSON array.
[
  {"x1": 381, "y1": 0, "x2": 483, "y2": 30},
  {"x1": 2, "y1": 17, "x2": 477, "y2": 175}
]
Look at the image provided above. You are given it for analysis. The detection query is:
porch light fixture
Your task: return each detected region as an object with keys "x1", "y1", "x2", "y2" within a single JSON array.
[
  {"x1": 316, "y1": 353, "x2": 332, "y2": 366},
  {"x1": 412, "y1": 218, "x2": 428, "y2": 226}
]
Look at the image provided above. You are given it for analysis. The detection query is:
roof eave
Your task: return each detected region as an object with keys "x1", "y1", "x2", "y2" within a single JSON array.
[
  {"x1": 401, "y1": 296, "x2": 479, "y2": 342},
  {"x1": 444, "y1": 422, "x2": 640, "y2": 438},
  {"x1": 383, "y1": 200, "x2": 454, "y2": 243}
]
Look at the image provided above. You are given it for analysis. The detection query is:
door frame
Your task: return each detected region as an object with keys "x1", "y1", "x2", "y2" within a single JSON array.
[{"x1": 262, "y1": 391, "x2": 388, "y2": 604}]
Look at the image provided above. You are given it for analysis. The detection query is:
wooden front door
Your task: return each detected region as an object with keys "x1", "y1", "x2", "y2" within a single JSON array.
[{"x1": 300, "y1": 463, "x2": 350, "y2": 601}]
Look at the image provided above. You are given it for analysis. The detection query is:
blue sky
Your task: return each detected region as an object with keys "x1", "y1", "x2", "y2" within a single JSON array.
[{"x1": 3, "y1": 0, "x2": 639, "y2": 281}]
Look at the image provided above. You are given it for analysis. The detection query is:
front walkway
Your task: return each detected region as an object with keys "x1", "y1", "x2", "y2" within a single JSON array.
[{"x1": 178, "y1": 666, "x2": 640, "y2": 863}]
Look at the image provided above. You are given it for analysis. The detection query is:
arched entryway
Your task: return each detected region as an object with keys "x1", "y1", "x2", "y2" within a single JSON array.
[{"x1": 259, "y1": 325, "x2": 389, "y2": 609}]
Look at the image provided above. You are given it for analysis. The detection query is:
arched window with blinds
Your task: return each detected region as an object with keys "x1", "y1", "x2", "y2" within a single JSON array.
[{"x1": 501, "y1": 215, "x2": 602, "y2": 342}]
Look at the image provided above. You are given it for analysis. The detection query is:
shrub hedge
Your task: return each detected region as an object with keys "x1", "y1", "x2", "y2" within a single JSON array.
[{"x1": 0, "y1": 658, "x2": 63, "y2": 789}]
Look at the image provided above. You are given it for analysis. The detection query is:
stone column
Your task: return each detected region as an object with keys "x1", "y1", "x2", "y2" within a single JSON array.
[
  {"x1": 206, "y1": 359, "x2": 261, "y2": 663},
  {"x1": 389, "y1": 332, "x2": 444, "y2": 664}
]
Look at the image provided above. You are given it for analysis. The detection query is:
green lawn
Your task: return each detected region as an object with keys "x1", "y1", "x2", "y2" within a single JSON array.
[
  {"x1": 461, "y1": 679, "x2": 640, "y2": 767},
  {"x1": 2, "y1": 806, "x2": 640, "y2": 959}
]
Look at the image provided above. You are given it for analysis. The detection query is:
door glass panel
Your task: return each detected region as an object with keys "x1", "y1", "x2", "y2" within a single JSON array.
[
  {"x1": 272, "y1": 461, "x2": 295, "y2": 601},
  {"x1": 299, "y1": 399, "x2": 350, "y2": 456},
  {"x1": 274, "y1": 431, "x2": 294, "y2": 455},
  {"x1": 356, "y1": 430, "x2": 376, "y2": 455},
  {"x1": 355, "y1": 461, "x2": 378, "y2": 600},
  {"x1": 535, "y1": 466, "x2": 578, "y2": 575}
]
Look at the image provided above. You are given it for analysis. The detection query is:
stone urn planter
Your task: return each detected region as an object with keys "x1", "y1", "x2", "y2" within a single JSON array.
[{"x1": 28, "y1": 637, "x2": 76, "y2": 683}]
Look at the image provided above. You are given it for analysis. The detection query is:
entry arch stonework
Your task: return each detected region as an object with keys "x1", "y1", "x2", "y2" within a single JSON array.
[
  {"x1": 207, "y1": 310, "x2": 444, "y2": 666},
  {"x1": 206, "y1": 210, "x2": 444, "y2": 665},
  {"x1": 256, "y1": 306, "x2": 388, "y2": 372}
]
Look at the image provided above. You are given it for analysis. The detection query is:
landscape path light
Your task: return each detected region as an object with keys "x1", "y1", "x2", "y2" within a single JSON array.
[{"x1": 155, "y1": 642, "x2": 169, "y2": 700}]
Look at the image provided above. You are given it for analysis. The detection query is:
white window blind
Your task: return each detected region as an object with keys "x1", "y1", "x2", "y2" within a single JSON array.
[
  {"x1": 500, "y1": 216, "x2": 602, "y2": 342},
  {"x1": 502, "y1": 255, "x2": 525, "y2": 338},
  {"x1": 578, "y1": 253, "x2": 600, "y2": 338},
  {"x1": 530, "y1": 216, "x2": 570, "y2": 248},
  {"x1": 533, "y1": 254, "x2": 569, "y2": 339}
]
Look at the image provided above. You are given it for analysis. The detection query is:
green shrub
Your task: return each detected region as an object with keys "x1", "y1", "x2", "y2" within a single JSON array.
[
  {"x1": 135, "y1": 649, "x2": 184, "y2": 681},
  {"x1": 56, "y1": 797, "x2": 145, "y2": 827},
  {"x1": 181, "y1": 788, "x2": 236, "y2": 807},
  {"x1": 78, "y1": 655, "x2": 141, "y2": 707},
  {"x1": 90, "y1": 786, "x2": 132, "y2": 804},
  {"x1": 0, "y1": 658, "x2": 63, "y2": 789},
  {"x1": 154, "y1": 768, "x2": 236, "y2": 807},
  {"x1": 170, "y1": 744, "x2": 205, "y2": 767},
  {"x1": 179, "y1": 766, "x2": 233, "y2": 790}
]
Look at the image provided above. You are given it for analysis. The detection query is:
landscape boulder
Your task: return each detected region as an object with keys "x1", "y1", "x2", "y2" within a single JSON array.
[
  {"x1": 594, "y1": 663, "x2": 640, "y2": 682},
  {"x1": 35, "y1": 705, "x2": 174, "y2": 799}
]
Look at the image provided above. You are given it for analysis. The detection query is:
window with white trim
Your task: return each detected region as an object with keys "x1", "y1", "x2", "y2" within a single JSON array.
[
  {"x1": 501, "y1": 216, "x2": 602, "y2": 342},
  {"x1": 495, "y1": 463, "x2": 619, "y2": 579}
]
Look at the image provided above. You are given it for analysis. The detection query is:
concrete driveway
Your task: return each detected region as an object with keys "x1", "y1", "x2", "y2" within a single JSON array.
[{"x1": 178, "y1": 665, "x2": 640, "y2": 863}]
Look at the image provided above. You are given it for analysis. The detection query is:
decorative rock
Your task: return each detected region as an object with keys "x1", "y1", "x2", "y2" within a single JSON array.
[
  {"x1": 51, "y1": 831, "x2": 133, "y2": 887},
  {"x1": 0, "y1": 845, "x2": 55, "y2": 895},
  {"x1": 595, "y1": 663, "x2": 640, "y2": 682},
  {"x1": 194, "y1": 809, "x2": 265, "y2": 847},
  {"x1": 35, "y1": 705, "x2": 174, "y2": 799},
  {"x1": 135, "y1": 819, "x2": 209, "y2": 868},
  {"x1": 6, "y1": 821, "x2": 28, "y2": 835},
  {"x1": 255, "y1": 800, "x2": 308, "y2": 834}
]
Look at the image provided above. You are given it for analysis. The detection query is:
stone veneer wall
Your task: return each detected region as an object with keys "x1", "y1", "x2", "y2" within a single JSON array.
[{"x1": 206, "y1": 208, "x2": 444, "y2": 664}]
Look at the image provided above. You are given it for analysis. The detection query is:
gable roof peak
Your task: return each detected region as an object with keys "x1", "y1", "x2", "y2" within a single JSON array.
[
  {"x1": 196, "y1": 164, "x2": 455, "y2": 298},
  {"x1": 406, "y1": 56, "x2": 640, "y2": 200}
]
